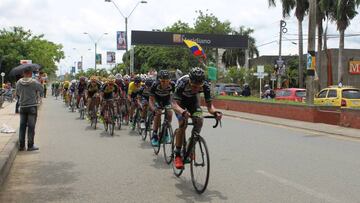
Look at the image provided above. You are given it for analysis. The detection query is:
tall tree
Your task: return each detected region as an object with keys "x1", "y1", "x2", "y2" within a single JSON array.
[
  {"x1": 0, "y1": 27, "x2": 64, "y2": 81},
  {"x1": 321, "y1": 0, "x2": 360, "y2": 83},
  {"x1": 221, "y1": 26, "x2": 259, "y2": 67},
  {"x1": 268, "y1": 0, "x2": 309, "y2": 87}
]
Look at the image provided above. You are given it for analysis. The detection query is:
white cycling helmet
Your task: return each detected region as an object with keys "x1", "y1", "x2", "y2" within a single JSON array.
[
  {"x1": 71, "y1": 80, "x2": 76, "y2": 84},
  {"x1": 115, "y1": 73, "x2": 122, "y2": 79}
]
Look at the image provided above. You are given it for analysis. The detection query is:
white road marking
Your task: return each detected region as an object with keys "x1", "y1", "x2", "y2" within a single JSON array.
[{"x1": 256, "y1": 170, "x2": 340, "y2": 203}]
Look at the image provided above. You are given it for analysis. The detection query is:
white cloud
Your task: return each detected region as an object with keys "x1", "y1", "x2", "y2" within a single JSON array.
[{"x1": 1, "y1": 0, "x2": 359, "y2": 74}]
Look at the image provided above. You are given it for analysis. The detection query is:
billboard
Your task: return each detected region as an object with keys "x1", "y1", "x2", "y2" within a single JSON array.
[
  {"x1": 349, "y1": 61, "x2": 360, "y2": 74},
  {"x1": 117, "y1": 31, "x2": 127, "y2": 50},
  {"x1": 131, "y1": 31, "x2": 249, "y2": 48},
  {"x1": 96, "y1": 54, "x2": 102, "y2": 65},
  {"x1": 77, "y1": 62, "x2": 83, "y2": 70},
  {"x1": 20, "y1": 60, "x2": 32, "y2": 64},
  {"x1": 107, "y1": 52, "x2": 116, "y2": 64}
]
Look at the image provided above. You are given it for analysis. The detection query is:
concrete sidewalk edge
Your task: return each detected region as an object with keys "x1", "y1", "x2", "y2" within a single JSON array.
[
  {"x1": 201, "y1": 107, "x2": 360, "y2": 140},
  {"x1": 0, "y1": 133, "x2": 18, "y2": 187},
  {"x1": 222, "y1": 112, "x2": 360, "y2": 140}
]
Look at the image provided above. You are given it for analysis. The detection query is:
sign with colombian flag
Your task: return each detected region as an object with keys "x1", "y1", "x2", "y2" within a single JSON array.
[{"x1": 183, "y1": 39, "x2": 206, "y2": 59}]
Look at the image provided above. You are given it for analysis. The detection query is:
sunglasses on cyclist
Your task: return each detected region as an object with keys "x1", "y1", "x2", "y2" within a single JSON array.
[
  {"x1": 190, "y1": 81, "x2": 204, "y2": 88},
  {"x1": 160, "y1": 79, "x2": 170, "y2": 83}
]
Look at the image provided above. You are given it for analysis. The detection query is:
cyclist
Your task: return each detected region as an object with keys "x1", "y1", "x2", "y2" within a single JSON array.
[
  {"x1": 172, "y1": 67, "x2": 222, "y2": 169},
  {"x1": 115, "y1": 74, "x2": 126, "y2": 99},
  {"x1": 53, "y1": 81, "x2": 60, "y2": 97},
  {"x1": 68, "y1": 80, "x2": 77, "y2": 108},
  {"x1": 63, "y1": 80, "x2": 70, "y2": 98},
  {"x1": 100, "y1": 76, "x2": 118, "y2": 118},
  {"x1": 77, "y1": 76, "x2": 87, "y2": 108},
  {"x1": 137, "y1": 77, "x2": 154, "y2": 129},
  {"x1": 149, "y1": 70, "x2": 175, "y2": 146},
  {"x1": 86, "y1": 76, "x2": 101, "y2": 115},
  {"x1": 127, "y1": 75, "x2": 143, "y2": 122}
]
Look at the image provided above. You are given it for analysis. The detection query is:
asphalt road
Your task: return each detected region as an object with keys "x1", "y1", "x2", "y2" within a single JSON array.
[{"x1": 0, "y1": 97, "x2": 360, "y2": 202}]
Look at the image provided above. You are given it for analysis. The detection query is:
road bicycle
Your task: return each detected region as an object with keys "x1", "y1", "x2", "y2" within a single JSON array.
[
  {"x1": 152, "y1": 107, "x2": 174, "y2": 165},
  {"x1": 172, "y1": 115, "x2": 221, "y2": 194},
  {"x1": 102, "y1": 99, "x2": 116, "y2": 136}
]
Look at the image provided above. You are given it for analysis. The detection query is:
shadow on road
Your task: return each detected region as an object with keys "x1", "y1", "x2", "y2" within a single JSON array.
[
  {"x1": 138, "y1": 140, "x2": 152, "y2": 149},
  {"x1": 0, "y1": 160, "x2": 81, "y2": 202},
  {"x1": 150, "y1": 155, "x2": 171, "y2": 170},
  {"x1": 173, "y1": 177, "x2": 228, "y2": 202}
]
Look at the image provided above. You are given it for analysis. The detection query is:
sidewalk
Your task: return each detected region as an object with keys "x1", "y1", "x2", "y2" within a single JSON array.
[
  {"x1": 214, "y1": 108, "x2": 360, "y2": 139},
  {"x1": 0, "y1": 102, "x2": 19, "y2": 186}
]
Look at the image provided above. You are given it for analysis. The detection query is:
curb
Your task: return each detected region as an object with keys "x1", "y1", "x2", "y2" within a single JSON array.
[
  {"x1": 0, "y1": 133, "x2": 18, "y2": 187},
  {"x1": 222, "y1": 112, "x2": 360, "y2": 140},
  {"x1": 201, "y1": 107, "x2": 360, "y2": 140}
]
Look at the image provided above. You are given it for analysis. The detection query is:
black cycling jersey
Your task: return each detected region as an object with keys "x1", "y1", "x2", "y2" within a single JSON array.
[
  {"x1": 150, "y1": 80, "x2": 175, "y2": 107},
  {"x1": 87, "y1": 82, "x2": 101, "y2": 97},
  {"x1": 150, "y1": 81, "x2": 175, "y2": 98},
  {"x1": 137, "y1": 85, "x2": 152, "y2": 101},
  {"x1": 173, "y1": 75, "x2": 212, "y2": 103},
  {"x1": 77, "y1": 82, "x2": 87, "y2": 94},
  {"x1": 101, "y1": 83, "x2": 118, "y2": 100}
]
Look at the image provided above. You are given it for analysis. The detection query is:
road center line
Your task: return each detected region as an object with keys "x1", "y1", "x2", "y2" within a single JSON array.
[{"x1": 256, "y1": 170, "x2": 340, "y2": 203}]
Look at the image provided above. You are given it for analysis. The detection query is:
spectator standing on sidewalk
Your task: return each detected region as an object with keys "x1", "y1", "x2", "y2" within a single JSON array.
[{"x1": 16, "y1": 68, "x2": 43, "y2": 151}]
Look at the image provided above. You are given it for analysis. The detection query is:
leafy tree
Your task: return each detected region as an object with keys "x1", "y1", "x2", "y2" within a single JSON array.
[
  {"x1": 321, "y1": 0, "x2": 360, "y2": 83},
  {"x1": 0, "y1": 27, "x2": 64, "y2": 81},
  {"x1": 268, "y1": 0, "x2": 309, "y2": 88}
]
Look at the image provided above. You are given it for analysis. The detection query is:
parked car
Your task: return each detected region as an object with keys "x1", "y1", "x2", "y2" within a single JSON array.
[
  {"x1": 215, "y1": 83, "x2": 242, "y2": 96},
  {"x1": 275, "y1": 88, "x2": 306, "y2": 102},
  {"x1": 314, "y1": 86, "x2": 360, "y2": 108}
]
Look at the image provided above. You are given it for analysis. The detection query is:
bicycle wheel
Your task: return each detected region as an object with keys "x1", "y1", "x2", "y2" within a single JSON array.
[
  {"x1": 116, "y1": 111, "x2": 122, "y2": 130},
  {"x1": 109, "y1": 110, "x2": 115, "y2": 136},
  {"x1": 163, "y1": 124, "x2": 174, "y2": 165},
  {"x1": 190, "y1": 136, "x2": 210, "y2": 194},
  {"x1": 131, "y1": 109, "x2": 138, "y2": 131},
  {"x1": 79, "y1": 98, "x2": 84, "y2": 119},
  {"x1": 145, "y1": 113, "x2": 153, "y2": 142},
  {"x1": 172, "y1": 129, "x2": 184, "y2": 177},
  {"x1": 91, "y1": 106, "x2": 98, "y2": 129},
  {"x1": 71, "y1": 97, "x2": 75, "y2": 112}
]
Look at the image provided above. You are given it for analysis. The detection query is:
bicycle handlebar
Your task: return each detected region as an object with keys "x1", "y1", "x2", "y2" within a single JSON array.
[{"x1": 203, "y1": 115, "x2": 222, "y2": 128}]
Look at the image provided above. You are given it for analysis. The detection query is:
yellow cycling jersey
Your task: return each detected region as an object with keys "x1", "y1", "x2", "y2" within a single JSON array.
[
  {"x1": 127, "y1": 81, "x2": 143, "y2": 96},
  {"x1": 63, "y1": 81, "x2": 70, "y2": 89}
]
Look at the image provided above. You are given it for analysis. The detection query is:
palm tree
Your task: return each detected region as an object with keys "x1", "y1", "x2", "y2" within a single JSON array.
[
  {"x1": 321, "y1": 0, "x2": 360, "y2": 83},
  {"x1": 221, "y1": 26, "x2": 259, "y2": 67},
  {"x1": 268, "y1": 0, "x2": 309, "y2": 88}
]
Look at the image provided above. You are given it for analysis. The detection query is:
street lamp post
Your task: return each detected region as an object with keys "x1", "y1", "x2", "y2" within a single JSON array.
[
  {"x1": 83, "y1": 32, "x2": 108, "y2": 71},
  {"x1": 105, "y1": 0, "x2": 147, "y2": 73}
]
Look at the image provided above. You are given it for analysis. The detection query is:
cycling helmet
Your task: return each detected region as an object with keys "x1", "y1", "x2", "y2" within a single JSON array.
[
  {"x1": 175, "y1": 69, "x2": 183, "y2": 79},
  {"x1": 189, "y1": 67, "x2": 205, "y2": 84},
  {"x1": 115, "y1": 73, "x2": 122, "y2": 79},
  {"x1": 108, "y1": 75, "x2": 116, "y2": 83},
  {"x1": 145, "y1": 78, "x2": 153, "y2": 87},
  {"x1": 80, "y1": 76, "x2": 86, "y2": 82},
  {"x1": 140, "y1": 74, "x2": 146, "y2": 82},
  {"x1": 71, "y1": 80, "x2": 76, "y2": 84},
  {"x1": 134, "y1": 75, "x2": 141, "y2": 84},
  {"x1": 123, "y1": 74, "x2": 130, "y2": 81},
  {"x1": 158, "y1": 70, "x2": 170, "y2": 80},
  {"x1": 264, "y1": 84, "x2": 270, "y2": 89},
  {"x1": 90, "y1": 76, "x2": 97, "y2": 82}
]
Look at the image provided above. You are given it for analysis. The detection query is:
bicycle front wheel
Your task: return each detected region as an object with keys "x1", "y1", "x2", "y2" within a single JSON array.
[
  {"x1": 163, "y1": 125, "x2": 174, "y2": 165},
  {"x1": 190, "y1": 136, "x2": 210, "y2": 194}
]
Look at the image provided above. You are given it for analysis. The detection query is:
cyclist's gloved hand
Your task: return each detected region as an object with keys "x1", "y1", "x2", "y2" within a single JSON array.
[
  {"x1": 182, "y1": 110, "x2": 191, "y2": 119},
  {"x1": 214, "y1": 111, "x2": 222, "y2": 120}
]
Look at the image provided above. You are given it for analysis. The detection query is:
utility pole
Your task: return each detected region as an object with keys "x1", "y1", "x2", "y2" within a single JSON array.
[
  {"x1": 306, "y1": 0, "x2": 316, "y2": 105},
  {"x1": 276, "y1": 20, "x2": 287, "y2": 89}
]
